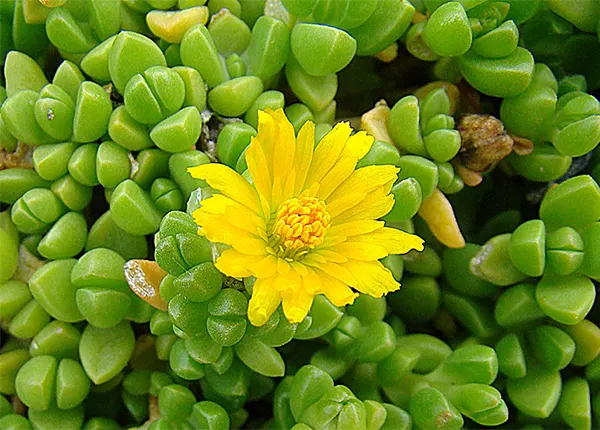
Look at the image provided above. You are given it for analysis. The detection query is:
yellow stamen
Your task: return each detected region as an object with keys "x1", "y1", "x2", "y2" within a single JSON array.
[{"x1": 271, "y1": 196, "x2": 331, "y2": 258}]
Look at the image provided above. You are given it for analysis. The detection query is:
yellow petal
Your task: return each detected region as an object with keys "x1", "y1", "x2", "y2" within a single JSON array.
[
  {"x1": 313, "y1": 249, "x2": 348, "y2": 263},
  {"x1": 302, "y1": 259, "x2": 356, "y2": 286},
  {"x1": 193, "y1": 210, "x2": 247, "y2": 242},
  {"x1": 302, "y1": 251, "x2": 326, "y2": 265},
  {"x1": 200, "y1": 194, "x2": 266, "y2": 235},
  {"x1": 305, "y1": 122, "x2": 352, "y2": 188},
  {"x1": 255, "y1": 109, "x2": 277, "y2": 176},
  {"x1": 418, "y1": 188, "x2": 466, "y2": 249},
  {"x1": 332, "y1": 187, "x2": 395, "y2": 225},
  {"x1": 271, "y1": 171, "x2": 284, "y2": 209},
  {"x1": 193, "y1": 211, "x2": 266, "y2": 255},
  {"x1": 342, "y1": 260, "x2": 399, "y2": 297},
  {"x1": 275, "y1": 268, "x2": 302, "y2": 293},
  {"x1": 315, "y1": 132, "x2": 375, "y2": 201},
  {"x1": 349, "y1": 227, "x2": 425, "y2": 255},
  {"x1": 328, "y1": 220, "x2": 383, "y2": 237},
  {"x1": 320, "y1": 235, "x2": 347, "y2": 248},
  {"x1": 315, "y1": 270, "x2": 359, "y2": 307},
  {"x1": 299, "y1": 265, "x2": 322, "y2": 294},
  {"x1": 300, "y1": 181, "x2": 321, "y2": 199},
  {"x1": 196, "y1": 194, "x2": 229, "y2": 214},
  {"x1": 257, "y1": 194, "x2": 272, "y2": 224},
  {"x1": 290, "y1": 261, "x2": 308, "y2": 277},
  {"x1": 277, "y1": 257, "x2": 291, "y2": 274},
  {"x1": 200, "y1": 194, "x2": 263, "y2": 224},
  {"x1": 248, "y1": 276, "x2": 281, "y2": 327},
  {"x1": 294, "y1": 121, "x2": 315, "y2": 194},
  {"x1": 222, "y1": 206, "x2": 266, "y2": 237},
  {"x1": 281, "y1": 286, "x2": 314, "y2": 324},
  {"x1": 272, "y1": 109, "x2": 296, "y2": 194},
  {"x1": 246, "y1": 137, "x2": 272, "y2": 206},
  {"x1": 327, "y1": 242, "x2": 388, "y2": 261},
  {"x1": 283, "y1": 166, "x2": 296, "y2": 201},
  {"x1": 316, "y1": 157, "x2": 357, "y2": 201},
  {"x1": 326, "y1": 192, "x2": 365, "y2": 219},
  {"x1": 187, "y1": 163, "x2": 262, "y2": 215},
  {"x1": 215, "y1": 248, "x2": 264, "y2": 278},
  {"x1": 248, "y1": 254, "x2": 278, "y2": 278},
  {"x1": 341, "y1": 131, "x2": 374, "y2": 160},
  {"x1": 327, "y1": 165, "x2": 399, "y2": 203},
  {"x1": 232, "y1": 238, "x2": 269, "y2": 256}
]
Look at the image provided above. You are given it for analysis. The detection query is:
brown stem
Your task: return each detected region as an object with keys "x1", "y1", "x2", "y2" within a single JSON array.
[
  {"x1": 149, "y1": 395, "x2": 160, "y2": 422},
  {"x1": 11, "y1": 396, "x2": 26, "y2": 416}
]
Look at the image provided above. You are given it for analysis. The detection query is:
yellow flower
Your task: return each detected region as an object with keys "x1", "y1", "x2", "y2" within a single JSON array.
[{"x1": 188, "y1": 108, "x2": 424, "y2": 326}]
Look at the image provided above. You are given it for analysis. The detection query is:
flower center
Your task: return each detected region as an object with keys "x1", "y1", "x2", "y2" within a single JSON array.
[{"x1": 269, "y1": 196, "x2": 331, "y2": 258}]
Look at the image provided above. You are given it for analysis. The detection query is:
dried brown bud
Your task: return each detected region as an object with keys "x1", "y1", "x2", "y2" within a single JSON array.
[
  {"x1": 457, "y1": 114, "x2": 514, "y2": 172},
  {"x1": 124, "y1": 259, "x2": 168, "y2": 311},
  {"x1": 0, "y1": 142, "x2": 35, "y2": 170},
  {"x1": 511, "y1": 134, "x2": 534, "y2": 156},
  {"x1": 361, "y1": 99, "x2": 393, "y2": 145},
  {"x1": 452, "y1": 162, "x2": 483, "y2": 187}
]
